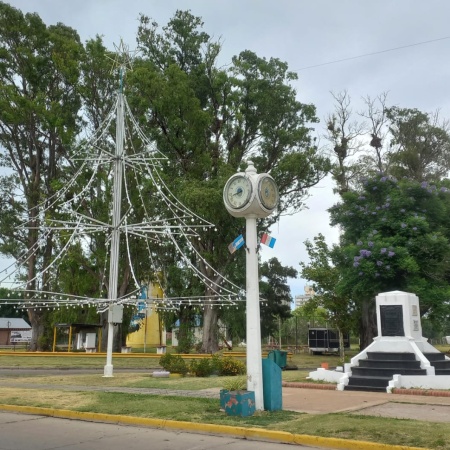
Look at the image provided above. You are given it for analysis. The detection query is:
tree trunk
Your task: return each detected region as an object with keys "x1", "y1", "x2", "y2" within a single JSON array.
[
  {"x1": 337, "y1": 327, "x2": 345, "y2": 365},
  {"x1": 176, "y1": 306, "x2": 193, "y2": 353},
  {"x1": 28, "y1": 309, "x2": 46, "y2": 351},
  {"x1": 201, "y1": 304, "x2": 219, "y2": 353},
  {"x1": 360, "y1": 297, "x2": 377, "y2": 350}
]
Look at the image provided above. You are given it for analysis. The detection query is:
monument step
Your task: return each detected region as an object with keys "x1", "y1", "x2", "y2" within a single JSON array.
[
  {"x1": 435, "y1": 369, "x2": 450, "y2": 375},
  {"x1": 423, "y1": 353, "x2": 448, "y2": 362},
  {"x1": 429, "y1": 360, "x2": 450, "y2": 369},
  {"x1": 358, "y1": 359, "x2": 421, "y2": 370},
  {"x1": 367, "y1": 352, "x2": 416, "y2": 361},
  {"x1": 346, "y1": 375, "x2": 391, "y2": 388},
  {"x1": 351, "y1": 367, "x2": 426, "y2": 377}
]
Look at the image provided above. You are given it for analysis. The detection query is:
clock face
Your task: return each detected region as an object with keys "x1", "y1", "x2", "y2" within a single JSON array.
[
  {"x1": 224, "y1": 175, "x2": 253, "y2": 209},
  {"x1": 258, "y1": 176, "x2": 278, "y2": 210}
]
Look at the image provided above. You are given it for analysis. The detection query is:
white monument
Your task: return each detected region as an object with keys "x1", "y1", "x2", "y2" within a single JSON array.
[
  {"x1": 310, "y1": 291, "x2": 450, "y2": 391},
  {"x1": 350, "y1": 291, "x2": 439, "y2": 374},
  {"x1": 342, "y1": 291, "x2": 450, "y2": 391}
]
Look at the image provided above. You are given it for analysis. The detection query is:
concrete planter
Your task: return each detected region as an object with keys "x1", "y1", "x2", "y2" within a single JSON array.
[
  {"x1": 221, "y1": 390, "x2": 255, "y2": 417},
  {"x1": 219, "y1": 389, "x2": 229, "y2": 409}
]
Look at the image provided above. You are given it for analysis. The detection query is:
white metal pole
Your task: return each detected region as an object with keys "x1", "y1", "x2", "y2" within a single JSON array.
[
  {"x1": 104, "y1": 87, "x2": 125, "y2": 377},
  {"x1": 245, "y1": 215, "x2": 264, "y2": 411},
  {"x1": 144, "y1": 307, "x2": 147, "y2": 353}
]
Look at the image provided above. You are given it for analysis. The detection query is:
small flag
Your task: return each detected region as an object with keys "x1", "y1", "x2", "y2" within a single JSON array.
[
  {"x1": 228, "y1": 234, "x2": 245, "y2": 254},
  {"x1": 261, "y1": 232, "x2": 276, "y2": 248}
]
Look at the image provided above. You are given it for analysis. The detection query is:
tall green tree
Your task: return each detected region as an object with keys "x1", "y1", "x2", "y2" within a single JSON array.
[
  {"x1": 0, "y1": 2, "x2": 82, "y2": 349},
  {"x1": 259, "y1": 257, "x2": 296, "y2": 339},
  {"x1": 300, "y1": 234, "x2": 357, "y2": 359},
  {"x1": 386, "y1": 107, "x2": 450, "y2": 182},
  {"x1": 129, "y1": 10, "x2": 329, "y2": 352}
]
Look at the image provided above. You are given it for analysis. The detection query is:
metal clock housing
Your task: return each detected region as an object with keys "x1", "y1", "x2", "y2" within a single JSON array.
[
  {"x1": 224, "y1": 175, "x2": 253, "y2": 210},
  {"x1": 258, "y1": 175, "x2": 278, "y2": 210}
]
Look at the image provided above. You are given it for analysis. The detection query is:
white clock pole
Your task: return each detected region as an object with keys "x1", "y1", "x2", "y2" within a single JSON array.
[
  {"x1": 223, "y1": 161, "x2": 279, "y2": 412},
  {"x1": 245, "y1": 213, "x2": 264, "y2": 410}
]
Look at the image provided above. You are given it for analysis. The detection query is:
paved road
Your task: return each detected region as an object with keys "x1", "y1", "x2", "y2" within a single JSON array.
[{"x1": 0, "y1": 411, "x2": 317, "y2": 450}]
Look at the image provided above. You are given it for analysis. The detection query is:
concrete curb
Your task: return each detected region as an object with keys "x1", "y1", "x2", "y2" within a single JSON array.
[{"x1": 0, "y1": 403, "x2": 426, "y2": 450}]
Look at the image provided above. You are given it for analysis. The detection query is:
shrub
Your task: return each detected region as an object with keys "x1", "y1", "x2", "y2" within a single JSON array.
[
  {"x1": 158, "y1": 353, "x2": 188, "y2": 375},
  {"x1": 210, "y1": 354, "x2": 223, "y2": 374},
  {"x1": 189, "y1": 358, "x2": 213, "y2": 377},
  {"x1": 218, "y1": 356, "x2": 246, "y2": 376},
  {"x1": 223, "y1": 375, "x2": 247, "y2": 391},
  {"x1": 175, "y1": 325, "x2": 195, "y2": 354}
]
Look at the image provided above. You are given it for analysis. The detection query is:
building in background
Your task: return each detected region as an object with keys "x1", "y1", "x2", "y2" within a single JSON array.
[
  {"x1": 0, "y1": 318, "x2": 31, "y2": 345},
  {"x1": 126, "y1": 281, "x2": 166, "y2": 351},
  {"x1": 294, "y1": 285, "x2": 315, "y2": 309}
]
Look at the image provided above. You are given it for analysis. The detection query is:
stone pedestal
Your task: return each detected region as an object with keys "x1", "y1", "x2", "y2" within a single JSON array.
[
  {"x1": 377, "y1": 291, "x2": 421, "y2": 340},
  {"x1": 309, "y1": 290, "x2": 450, "y2": 391},
  {"x1": 350, "y1": 291, "x2": 438, "y2": 375}
]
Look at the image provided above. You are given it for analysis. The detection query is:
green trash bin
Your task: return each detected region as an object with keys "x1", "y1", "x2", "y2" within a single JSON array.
[
  {"x1": 277, "y1": 350, "x2": 287, "y2": 369},
  {"x1": 267, "y1": 350, "x2": 276, "y2": 364},
  {"x1": 262, "y1": 358, "x2": 282, "y2": 411},
  {"x1": 267, "y1": 350, "x2": 287, "y2": 369}
]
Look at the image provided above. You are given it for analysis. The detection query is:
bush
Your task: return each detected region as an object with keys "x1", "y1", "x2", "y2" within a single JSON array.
[
  {"x1": 158, "y1": 353, "x2": 188, "y2": 375},
  {"x1": 175, "y1": 325, "x2": 195, "y2": 354},
  {"x1": 210, "y1": 354, "x2": 223, "y2": 374},
  {"x1": 189, "y1": 358, "x2": 213, "y2": 377},
  {"x1": 218, "y1": 356, "x2": 246, "y2": 376}
]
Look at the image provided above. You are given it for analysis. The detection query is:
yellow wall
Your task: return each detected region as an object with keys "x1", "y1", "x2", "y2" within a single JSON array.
[{"x1": 126, "y1": 282, "x2": 166, "y2": 349}]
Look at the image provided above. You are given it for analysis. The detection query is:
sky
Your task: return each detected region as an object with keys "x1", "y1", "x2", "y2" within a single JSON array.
[{"x1": 5, "y1": 0, "x2": 450, "y2": 298}]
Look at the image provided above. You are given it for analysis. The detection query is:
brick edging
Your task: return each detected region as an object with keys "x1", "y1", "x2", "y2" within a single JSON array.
[
  {"x1": 392, "y1": 388, "x2": 450, "y2": 397},
  {"x1": 282, "y1": 382, "x2": 450, "y2": 397}
]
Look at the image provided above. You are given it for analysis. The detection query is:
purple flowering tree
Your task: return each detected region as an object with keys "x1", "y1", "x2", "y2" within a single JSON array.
[{"x1": 328, "y1": 175, "x2": 450, "y2": 349}]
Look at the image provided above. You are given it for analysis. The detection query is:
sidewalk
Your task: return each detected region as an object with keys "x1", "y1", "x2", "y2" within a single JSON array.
[{"x1": 282, "y1": 384, "x2": 450, "y2": 422}]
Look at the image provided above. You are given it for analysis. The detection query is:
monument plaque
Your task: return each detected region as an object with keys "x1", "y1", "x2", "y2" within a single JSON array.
[{"x1": 380, "y1": 305, "x2": 405, "y2": 336}]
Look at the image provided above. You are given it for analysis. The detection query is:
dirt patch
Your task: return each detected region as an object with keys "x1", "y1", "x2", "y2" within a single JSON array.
[
  {"x1": 0, "y1": 373, "x2": 148, "y2": 387},
  {"x1": 0, "y1": 387, "x2": 92, "y2": 410}
]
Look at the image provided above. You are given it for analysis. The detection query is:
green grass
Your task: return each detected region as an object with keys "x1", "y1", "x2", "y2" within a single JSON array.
[
  {"x1": 0, "y1": 370, "x2": 314, "y2": 389},
  {"x1": 0, "y1": 349, "x2": 348, "y2": 370},
  {"x1": 0, "y1": 355, "x2": 161, "y2": 369}
]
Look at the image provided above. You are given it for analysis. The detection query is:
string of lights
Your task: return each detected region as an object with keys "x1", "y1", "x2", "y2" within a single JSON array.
[{"x1": 0, "y1": 56, "x2": 247, "y2": 313}]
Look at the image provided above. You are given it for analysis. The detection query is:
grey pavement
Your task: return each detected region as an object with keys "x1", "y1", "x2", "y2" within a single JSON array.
[{"x1": 0, "y1": 411, "x2": 319, "y2": 450}]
